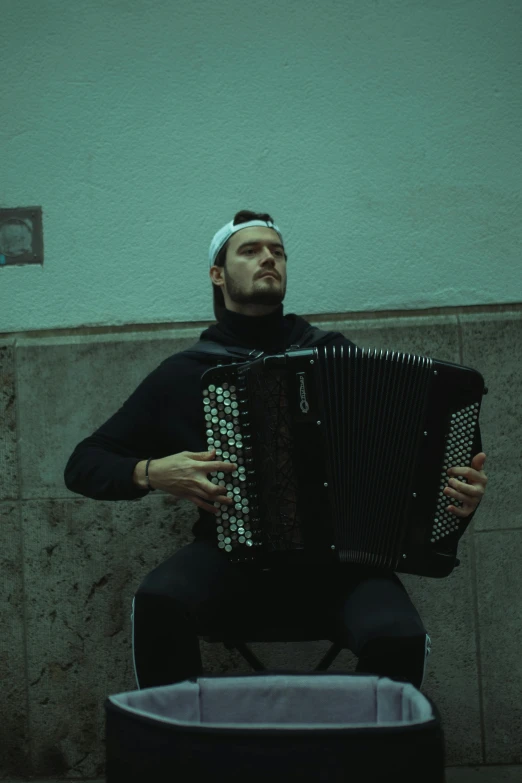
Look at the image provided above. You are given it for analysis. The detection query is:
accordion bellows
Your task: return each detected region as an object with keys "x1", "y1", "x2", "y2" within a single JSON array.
[{"x1": 201, "y1": 346, "x2": 485, "y2": 577}]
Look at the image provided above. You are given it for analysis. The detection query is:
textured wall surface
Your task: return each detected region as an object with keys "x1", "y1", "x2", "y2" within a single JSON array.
[
  {"x1": 0, "y1": 0, "x2": 521, "y2": 332},
  {"x1": 0, "y1": 306, "x2": 520, "y2": 778}
]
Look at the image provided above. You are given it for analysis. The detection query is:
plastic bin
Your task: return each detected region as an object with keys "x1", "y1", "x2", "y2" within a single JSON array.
[{"x1": 105, "y1": 671, "x2": 445, "y2": 782}]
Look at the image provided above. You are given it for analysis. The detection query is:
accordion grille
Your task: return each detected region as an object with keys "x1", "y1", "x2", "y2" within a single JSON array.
[{"x1": 317, "y1": 345, "x2": 432, "y2": 568}]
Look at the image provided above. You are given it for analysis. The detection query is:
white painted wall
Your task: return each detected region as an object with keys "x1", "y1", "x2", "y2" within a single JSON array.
[{"x1": 0, "y1": 0, "x2": 520, "y2": 332}]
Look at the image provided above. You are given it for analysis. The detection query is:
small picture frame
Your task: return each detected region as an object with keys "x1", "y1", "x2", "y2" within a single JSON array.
[{"x1": 0, "y1": 206, "x2": 43, "y2": 266}]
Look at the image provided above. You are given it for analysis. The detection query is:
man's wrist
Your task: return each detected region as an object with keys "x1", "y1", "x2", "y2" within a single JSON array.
[
  {"x1": 132, "y1": 460, "x2": 149, "y2": 490},
  {"x1": 145, "y1": 457, "x2": 156, "y2": 491}
]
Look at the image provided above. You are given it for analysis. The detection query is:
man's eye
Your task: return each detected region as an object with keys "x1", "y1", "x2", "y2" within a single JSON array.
[{"x1": 244, "y1": 248, "x2": 284, "y2": 256}]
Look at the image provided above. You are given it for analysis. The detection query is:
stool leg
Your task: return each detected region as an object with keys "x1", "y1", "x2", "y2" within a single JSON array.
[
  {"x1": 225, "y1": 641, "x2": 266, "y2": 671},
  {"x1": 315, "y1": 642, "x2": 342, "y2": 671}
]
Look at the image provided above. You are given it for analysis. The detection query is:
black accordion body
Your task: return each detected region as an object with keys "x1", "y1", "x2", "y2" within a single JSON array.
[{"x1": 200, "y1": 346, "x2": 486, "y2": 577}]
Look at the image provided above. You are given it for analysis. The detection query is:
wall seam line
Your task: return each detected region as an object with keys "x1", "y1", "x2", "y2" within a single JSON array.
[{"x1": 13, "y1": 337, "x2": 34, "y2": 772}]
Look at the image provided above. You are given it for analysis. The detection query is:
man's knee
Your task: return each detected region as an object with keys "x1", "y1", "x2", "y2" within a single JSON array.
[
  {"x1": 356, "y1": 633, "x2": 431, "y2": 690},
  {"x1": 135, "y1": 540, "x2": 234, "y2": 608}
]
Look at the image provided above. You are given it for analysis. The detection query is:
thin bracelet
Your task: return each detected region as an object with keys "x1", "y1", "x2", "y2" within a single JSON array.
[{"x1": 145, "y1": 457, "x2": 155, "y2": 491}]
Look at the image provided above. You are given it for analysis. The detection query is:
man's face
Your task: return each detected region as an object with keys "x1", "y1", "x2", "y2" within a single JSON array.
[{"x1": 211, "y1": 227, "x2": 287, "y2": 312}]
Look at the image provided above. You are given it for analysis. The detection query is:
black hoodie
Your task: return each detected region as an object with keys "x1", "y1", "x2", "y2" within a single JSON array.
[
  {"x1": 63, "y1": 306, "x2": 482, "y2": 541},
  {"x1": 63, "y1": 306, "x2": 354, "y2": 539}
]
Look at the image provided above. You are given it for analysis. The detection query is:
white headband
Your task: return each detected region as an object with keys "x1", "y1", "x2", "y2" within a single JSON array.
[{"x1": 209, "y1": 219, "x2": 284, "y2": 267}]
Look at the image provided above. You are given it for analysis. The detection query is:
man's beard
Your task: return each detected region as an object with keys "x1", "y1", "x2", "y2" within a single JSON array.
[{"x1": 224, "y1": 269, "x2": 286, "y2": 306}]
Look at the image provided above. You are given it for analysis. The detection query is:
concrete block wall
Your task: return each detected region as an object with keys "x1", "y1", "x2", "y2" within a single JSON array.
[{"x1": 0, "y1": 307, "x2": 520, "y2": 778}]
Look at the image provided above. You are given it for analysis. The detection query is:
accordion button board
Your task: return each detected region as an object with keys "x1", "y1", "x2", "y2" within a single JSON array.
[
  {"x1": 432, "y1": 403, "x2": 480, "y2": 543},
  {"x1": 202, "y1": 379, "x2": 260, "y2": 557}
]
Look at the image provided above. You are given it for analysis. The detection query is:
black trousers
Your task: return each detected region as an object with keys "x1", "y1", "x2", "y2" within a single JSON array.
[{"x1": 132, "y1": 539, "x2": 430, "y2": 690}]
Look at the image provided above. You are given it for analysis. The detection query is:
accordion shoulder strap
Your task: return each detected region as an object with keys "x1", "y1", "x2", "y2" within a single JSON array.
[{"x1": 183, "y1": 324, "x2": 336, "y2": 361}]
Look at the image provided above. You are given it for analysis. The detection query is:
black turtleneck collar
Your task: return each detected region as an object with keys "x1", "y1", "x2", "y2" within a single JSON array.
[
  {"x1": 200, "y1": 304, "x2": 303, "y2": 353},
  {"x1": 217, "y1": 305, "x2": 288, "y2": 352}
]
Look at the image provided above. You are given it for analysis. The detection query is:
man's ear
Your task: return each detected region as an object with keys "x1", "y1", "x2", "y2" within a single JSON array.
[{"x1": 209, "y1": 265, "x2": 225, "y2": 287}]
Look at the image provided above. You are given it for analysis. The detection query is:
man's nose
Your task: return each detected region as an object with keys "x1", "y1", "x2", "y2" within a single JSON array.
[{"x1": 260, "y1": 249, "x2": 276, "y2": 264}]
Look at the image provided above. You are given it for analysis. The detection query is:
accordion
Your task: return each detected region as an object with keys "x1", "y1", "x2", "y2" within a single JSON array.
[{"x1": 200, "y1": 346, "x2": 486, "y2": 577}]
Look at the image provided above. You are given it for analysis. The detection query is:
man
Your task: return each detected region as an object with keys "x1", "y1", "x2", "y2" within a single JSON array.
[{"x1": 64, "y1": 210, "x2": 488, "y2": 690}]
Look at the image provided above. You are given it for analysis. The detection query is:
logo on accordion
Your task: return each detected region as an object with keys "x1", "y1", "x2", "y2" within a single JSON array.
[{"x1": 298, "y1": 372, "x2": 310, "y2": 414}]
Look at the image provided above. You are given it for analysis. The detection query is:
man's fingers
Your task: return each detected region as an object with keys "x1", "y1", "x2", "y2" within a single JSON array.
[
  {"x1": 208, "y1": 484, "x2": 234, "y2": 504},
  {"x1": 471, "y1": 451, "x2": 487, "y2": 471},
  {"x1": 445, "y1": 480, "x2": 482, "y2": 500},
  {"x1": 444, "y1": 486, "x2": 472, "y2": 504},
  {"x1": 198, "y1": 479, "x2": 234, "y2": 504},
  {"x1": 187, "y1": 490, "x2": 234, "y2": 513},
  {"x1": 447, "y1": 504, "x2": 472, "y2": 518},
  {"x1": 208, "y1": 461, "x2": 237, "y2": 473},
  {"x1": 190, "y1": 449, "x2": 217, "y2": 461},
  {"x1": 186, "y1": 495, "x2": 221, "y2": 514},
  {"x1": 168, "y1": 490, "x2": 231, "y2": 513},
  {"x1": 447, "y1": 466, "x2": 487, "y2": 484}
]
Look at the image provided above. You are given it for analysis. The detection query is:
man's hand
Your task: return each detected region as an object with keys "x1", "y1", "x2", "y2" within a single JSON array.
[
  {"x1": 444, "y1": 452, "x2": 488, "y2": 518},
  {"x1": 148, "y1": 449, "x2": 236, "y2": 514}
]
